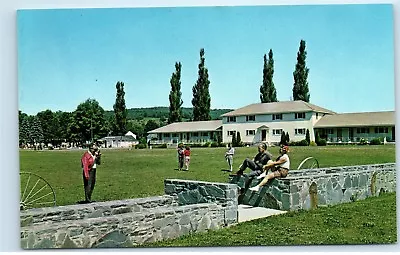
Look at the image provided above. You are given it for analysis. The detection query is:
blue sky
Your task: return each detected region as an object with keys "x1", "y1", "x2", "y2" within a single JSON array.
[{"x1": 18, "y1": 4, "x2": 394, "y2": 115}]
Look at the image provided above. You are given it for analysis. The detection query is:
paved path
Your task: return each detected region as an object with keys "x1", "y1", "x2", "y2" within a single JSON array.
[{"x1": 237, "y1": 204, "x2": 287, "y2": 223}]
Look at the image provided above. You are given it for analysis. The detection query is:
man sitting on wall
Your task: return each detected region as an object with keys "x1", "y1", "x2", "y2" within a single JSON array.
[{"x1": 230, "y1": 143, "x2": 272, "y2": 178}]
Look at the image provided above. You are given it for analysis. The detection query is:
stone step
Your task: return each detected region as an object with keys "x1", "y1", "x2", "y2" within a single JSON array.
[{"x1": 20, "y1": 195, "x2": 177, "y2": 227}]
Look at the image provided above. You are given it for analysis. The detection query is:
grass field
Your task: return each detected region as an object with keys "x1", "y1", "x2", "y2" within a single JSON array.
[
  {"x1": 19, "y1": 145, "x2": 396, "y2": 206},
  {"x1": 19, "y1": 145, "x2": 397, "y2": 246},
  {"x1": 140, "y1": 192, "x2": 397, "y2": 247}
]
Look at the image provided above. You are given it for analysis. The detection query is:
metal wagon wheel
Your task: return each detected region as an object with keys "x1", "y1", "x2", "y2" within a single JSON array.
[
  {"x1": 297, "y1": 157, "x2": 319, "y2": 170},
  {"x1": 20, "y1": 172, "x2": 56, "y2": 210}
]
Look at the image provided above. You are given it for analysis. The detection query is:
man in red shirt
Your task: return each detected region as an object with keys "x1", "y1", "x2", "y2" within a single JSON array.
[{"x1": 79, "y1": 143, "x2": 101, "y2": 203}]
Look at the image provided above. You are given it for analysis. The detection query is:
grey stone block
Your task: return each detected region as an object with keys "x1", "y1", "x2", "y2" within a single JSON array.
[
  {"x1": 60, "y1": 234, "x2": 79, "y2": 249},
  {"x1": 164, "y1": 184, "x2": 176, "y2": 194},
  {"x1": 33, "y1": 238, "x2": 55, "y2": 249},
  {"x1": 205, "y1": 185, "x2": 225, "y2": 198}
]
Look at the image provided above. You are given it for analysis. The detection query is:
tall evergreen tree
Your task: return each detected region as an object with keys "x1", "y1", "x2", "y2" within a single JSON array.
[
  {"x1": 292, "y1": 40, "x2": 310, "y2": 102},
  {"x1": 113, "y1": 81, "x2": 128, "y2": 135},
  {"x1": 231, "y1": 132, "x2": 237, "y2": 147},
  {"x1": 168, "y1": 62, "x2": 183, "y2": 124},
  {"x1": 280, "y1": 131, "x2": 286, "y2": 145},
  {"x1": 286, "y1": 132, "x2": 290, "y2": 145},
  {"x1": 306, "y1": 129, "x2": 311, "y2": 145},
  {"x1": 31, "y1": 116, "x2": 44, "y2": 148},
  {"x1": 260, "y1": 49, "x2": 277, "y2": 103},
  {"x1": 192, "y1": 48, "x2": 211, "y2": 121},
  {"x1": 236, "y1": 131, "x2": 242, "y2": 147}
]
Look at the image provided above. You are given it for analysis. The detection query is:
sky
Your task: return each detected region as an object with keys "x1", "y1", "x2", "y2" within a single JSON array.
[{"x1": 17, "y1": 4, "x2": 395, "y2": 115}]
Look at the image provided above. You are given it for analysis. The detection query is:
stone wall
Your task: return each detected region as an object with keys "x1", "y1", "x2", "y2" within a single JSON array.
[
  {"x1": 164, "y1": 179, "x2": 238, "y2": 225},
  {"x1": 20, "y1": 179, "x2": 238, "y2": 249},
  {"x1": 230, "y1": 163, "x2": 396, "y2": 211}
]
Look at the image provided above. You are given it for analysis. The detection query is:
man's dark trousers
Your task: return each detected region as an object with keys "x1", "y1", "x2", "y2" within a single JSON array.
[{"x1": 83, "y1": 168, "x2": 96, "y2": 202}]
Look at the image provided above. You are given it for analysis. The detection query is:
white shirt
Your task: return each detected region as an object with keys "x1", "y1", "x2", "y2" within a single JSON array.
[
  {"x1": 227, "y1": 147, "x2": 235, "y2": 155},
  {"x1": 90, "y1": 151, "x2": 97, "y2": 169},
  {"x1": 278, "y1": 154, "x2": 290, "y2": 169}
]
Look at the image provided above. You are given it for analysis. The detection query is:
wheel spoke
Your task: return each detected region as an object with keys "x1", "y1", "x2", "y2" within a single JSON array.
[
  {"x1": 22, "y1": 179, "x2": 40, "y2": 203},
  {"x1": 24, "y1": 192, "x2": 54, "y2": 205},
  {"x1": 21, "y1": 175, "x2": 31, "y2": 203},
  {"x1": 24, "y1": 183, "x2": 48, "y2": 203}
]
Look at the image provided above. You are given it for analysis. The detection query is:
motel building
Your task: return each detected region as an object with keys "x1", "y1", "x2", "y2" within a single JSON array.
[{"x1": 148, "y1": 101, "x2": 395, "y2": 146}]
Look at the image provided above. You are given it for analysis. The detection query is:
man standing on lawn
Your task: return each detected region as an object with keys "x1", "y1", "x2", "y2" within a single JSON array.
[{"x1": 79, "y1": 143, "x2": 101, "y2": 204}]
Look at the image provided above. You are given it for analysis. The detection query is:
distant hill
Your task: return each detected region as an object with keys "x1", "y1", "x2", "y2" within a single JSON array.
[{"x1": 104, "y1": 107, "x2": 233, "y2": 121}]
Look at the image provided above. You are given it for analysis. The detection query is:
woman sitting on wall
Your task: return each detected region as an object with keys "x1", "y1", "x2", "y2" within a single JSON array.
[{"x1": 249, "y1": 145, "x2": 290, "y2": 192}]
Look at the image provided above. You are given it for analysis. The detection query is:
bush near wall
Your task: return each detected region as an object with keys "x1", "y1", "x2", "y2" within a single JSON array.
[
  {"x1": 316, "y1": 139, "x2": 327, "y2": 146},
  {"x1": 369, "y1": 138, "x2": 382, "y2": 145},
  {"x1": 289, "y1": 139, "x2": 309, "y2": 146}
]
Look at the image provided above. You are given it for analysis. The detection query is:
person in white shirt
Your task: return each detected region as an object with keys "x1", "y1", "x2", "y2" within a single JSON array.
[
  {"x1": 249, "y1": 145, "x2": 290, "y2": 192},
  {"x1": 225, "y1": 143, "x2": 235, "y2": 172}
]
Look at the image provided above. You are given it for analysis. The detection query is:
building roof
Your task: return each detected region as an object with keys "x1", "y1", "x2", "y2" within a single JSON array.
[
  {"x1": 221, "y1": 100, "x2": 336, "y2": 117},
  {"x1": 314, "y1": 111, "x2": 395, "y2": 128},
  {"x1": 98, "y1": 135, "x2": 138, "y2": 141},
  {"x1": 148, "y1": 120, "x2": 222, "y2": 134}
]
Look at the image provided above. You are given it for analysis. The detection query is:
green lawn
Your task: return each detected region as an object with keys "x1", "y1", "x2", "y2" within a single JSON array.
[
  {"x1": 19, "y1": 145, "x2": 396, "y2": 206},
  {"x1": 19, "y1": 145, "x2": 397, "y2": 246},
  {"x1": 140, "y1": 192, "x2": 397, "y2": 247}
]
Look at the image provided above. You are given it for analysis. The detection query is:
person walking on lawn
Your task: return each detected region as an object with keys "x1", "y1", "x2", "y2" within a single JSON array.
[
  {"x1": 225, "y1": 143, "x2": 235, "y2": 172},
  {"x1": 177, "y1": 143, "x2": 185, "y2": 171},
  {"x1": 184, "y1": 145, "x2": 191, "y2": 171}
]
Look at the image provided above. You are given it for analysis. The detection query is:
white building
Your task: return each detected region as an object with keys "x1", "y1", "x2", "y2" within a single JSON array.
[
  {"x1": 221, "y1": 101, "x2": 335, "y2": 145},
  {"x1": 148, "y1": 100, "x2": 395, "y2": 146},
  {"x1": 98, "y1": 131, "x2": 139, "y2": 148}
]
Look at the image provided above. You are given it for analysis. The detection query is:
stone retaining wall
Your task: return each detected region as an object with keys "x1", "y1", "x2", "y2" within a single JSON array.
[
  {"x1": 20, "y1": 180, "x2": 238, "y2": 249},
  {"x1": 231, "y1": 163, "x2": 396, "y2": 211},
  {"x1": 164, "y1": 179, "x2": 238, "y2": 225}
]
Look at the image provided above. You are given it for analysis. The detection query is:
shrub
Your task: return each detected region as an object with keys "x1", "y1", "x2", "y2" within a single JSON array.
[
  {"x1": 309, "y1": 141, "x2": 317, "y2": 146},
  {"x1": 298, "y1": 139, "x2": 309, "y2": 146},
  {"x1": 202, "y1": 142, "x2": 211, "y2": 147},
  {"x1": 359, "y1": 138, "x2": 368, "y2": 145},
  {"x1": 153, "y1": 143, "x2": 167, "y2": 149},
  {"x1": 369, "y1": 138, "x2": 382, "y2": 145},
  {"x1": 316, "y1": 139, "x2": 327, "y2": 146},
  {"x1": 136, "y1": 144, "x2": 146, "y2": 149},
  {"x1": 219, "y1": 142, "x2": 227, "y2": 147},
  {"x1": 210, "y1": 142, "x2": 219, "y2": 147}
]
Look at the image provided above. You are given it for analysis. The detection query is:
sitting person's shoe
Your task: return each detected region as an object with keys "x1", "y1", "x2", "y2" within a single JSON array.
[
  {"x1": 249, "y1": 186, "x2": 260, "y2": 192},
  {"x1": 257, "y1": 172, "x2": 266, "y2": 179}
]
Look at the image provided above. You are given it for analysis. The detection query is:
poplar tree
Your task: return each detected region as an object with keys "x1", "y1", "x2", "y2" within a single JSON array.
[
  {"x1": 168, "y1": 62, "x2": 183, "y2": 124},
  {"x1": 293, "y1": 40, "x2": 310, "y2": 102},
  {"x1": 192, "y1": 48, "x2": 211, "y2": 121},
  {"x1": 260, "y1": 49, "x2": 277, "y2": 103}
]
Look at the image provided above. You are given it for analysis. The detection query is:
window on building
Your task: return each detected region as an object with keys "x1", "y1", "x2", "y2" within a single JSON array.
[
  {"x1": 295, "y1": 128, "x2": 306, "y2": 135},
  {"x1": 356, "y1": 128, "x2": 370, "y2": 134},
  {"x1": 374, "y1": 127, "x2": 389, "y2": 133},
  {"x1": 246, "y1": 130, "x2": 255, "y2": 136},
  {"x1": 316, "y1": 113, "x2": 319, "y2": 119},
  {"x1": 272, "y1": 114, "x2": 283, "y2": 120},
  {"x1": 193, "y1": 132, "x2": 199, "y2": 137},
  {"x1": 272, "y1": 129, "x2": 283, "y2": 135},
  {"x1": 227, "y1": 116, "x2": 236, "y2": 123},
  {"x1": 295, "y1": 112, "x2": 306, "y2": 119},
  {"x1": 327, "y1": 129, "x2": 334, "y2": 134},
  {"x1": 201, "y1": 132, "x2": 209, "y2": 136},
  {"x1": 246, "y1": 115, "x2": 256, "y2": 121},
  {"x1": 227, "y1": 131, "x2": 235, "y2": 136},
  {"x1": 164, "y1": 133, "x2": 170, "y2": 137}
]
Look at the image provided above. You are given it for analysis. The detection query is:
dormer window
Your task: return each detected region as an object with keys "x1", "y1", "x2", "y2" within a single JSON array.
[
  {"x1": 272, "y1": 114, "x2": 282, "y2": 120},
  {"x1": 227, "y1": 116, "x2": 236, "y2": 123},
  {"x1": 246, "y1": 115, "x2": 256, "y2": 121},
  {"x1": 295, "y1": 112, "x2": 306, "y2": 119}
]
